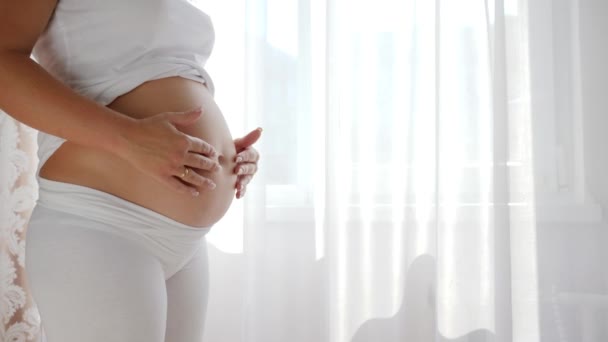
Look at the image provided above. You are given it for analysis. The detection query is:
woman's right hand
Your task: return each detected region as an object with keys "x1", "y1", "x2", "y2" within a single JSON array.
[{"x1": 117, "y1": 107, "x2": 220, "y2": 197}]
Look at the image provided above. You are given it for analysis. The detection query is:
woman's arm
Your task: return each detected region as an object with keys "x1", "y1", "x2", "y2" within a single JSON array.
[{"x1": 0, "y1": 0, "x2": 220, "y2": 196}]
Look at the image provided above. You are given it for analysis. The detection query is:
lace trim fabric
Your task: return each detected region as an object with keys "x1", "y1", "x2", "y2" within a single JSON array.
[{"x1": 0, "y1": 111, "x2": 44, "y2": 341}]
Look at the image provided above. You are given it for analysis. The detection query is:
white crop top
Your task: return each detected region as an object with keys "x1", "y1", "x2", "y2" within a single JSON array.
[{"x1": 31, "y1": 0, "x2": 215, "y2": 177}]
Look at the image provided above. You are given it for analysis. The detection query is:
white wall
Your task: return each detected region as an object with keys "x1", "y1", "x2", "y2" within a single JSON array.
[
  {"x1": 581, "y1": 0, "x2": 608, "y2": 214},
  {"x1": 539, "y1": 2, "x2": 608, "y2": 341}
]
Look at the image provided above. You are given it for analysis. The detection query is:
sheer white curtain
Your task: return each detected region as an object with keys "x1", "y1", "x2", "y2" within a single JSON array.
[
  {"x1": 2, "y1": 0, "x2": 607, "y2": 341},
  {"x1": 202, "y1": 0, "x2": 606, "y2": 341}
]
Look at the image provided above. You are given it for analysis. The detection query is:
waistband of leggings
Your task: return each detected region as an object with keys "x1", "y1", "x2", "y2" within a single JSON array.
[{"x1": 36, "y1": 177, "x2": 212, "y2": 236}]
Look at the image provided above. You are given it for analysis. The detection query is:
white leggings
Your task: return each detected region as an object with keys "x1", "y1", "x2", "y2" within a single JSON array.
[{"x1": 25, "y1": 177, "x2": 212, "y2": 342}]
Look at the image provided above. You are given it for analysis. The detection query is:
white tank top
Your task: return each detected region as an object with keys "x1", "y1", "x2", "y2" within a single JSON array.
[{"x1": 31, "y1": 0, "x2": 215, "y2": 177}]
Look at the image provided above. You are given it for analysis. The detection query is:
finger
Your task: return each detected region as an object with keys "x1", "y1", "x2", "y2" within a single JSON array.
[
  {"x1": 234, "y1": 127, "x2": 263, "y2": 152},
  {"x1": 234, "y1": 163, "x2": 258, "y2": 176},
  {"x1": 166, "y1": 107, "x2": 203, "y2": 126},
  {"x1": 235, "y1": 146, "x2": 260, "y2": 163},
  {"x1": 236, "y1": 186, "x2": 247, "y2": 199},
  {"x1": 178, "y1": 167, "x2": 217, "y2": 190},
  {"x1": 166, "y1": 176, "x2": 201, "y2": 197},
  {"x1": 186, "y1": 135, "x2": 219, "y2": 160},
  {"x1": 235, "y1": 175, "x2": 253, "y2": 190},
  {"x1": 184, "y1": 152, "x2": 221, "y2": 172}
]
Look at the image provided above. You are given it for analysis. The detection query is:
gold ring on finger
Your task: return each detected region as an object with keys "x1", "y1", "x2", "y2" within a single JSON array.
[{"x1": 180, "y1": 167, "x2": 190, "y2": 179}]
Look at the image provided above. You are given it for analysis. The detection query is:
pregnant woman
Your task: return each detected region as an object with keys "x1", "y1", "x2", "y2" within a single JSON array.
[{"x1": 0, "y1": 0, "x2": 260, "y2": 341}]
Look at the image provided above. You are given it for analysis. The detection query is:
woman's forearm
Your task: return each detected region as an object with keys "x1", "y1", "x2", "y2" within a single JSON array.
[
  {"x1": 0, "y1": 50, "x2": 227, "y2": 195},
  {"x1": 0, "y1": 51, "x2": 135, "y2": 157}
]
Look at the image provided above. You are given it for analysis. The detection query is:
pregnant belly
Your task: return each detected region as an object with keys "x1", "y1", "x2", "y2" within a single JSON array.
[{"x1": 39, "y1": 76, "x2": 237, "y2": 228}]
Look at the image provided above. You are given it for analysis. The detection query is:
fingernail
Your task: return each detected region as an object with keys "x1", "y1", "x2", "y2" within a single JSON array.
[
  {"x1": 191, "y1": 190, "x2": 200, "y2": 197},
  {"x1": 256, "y1": 127, "x2": 263, "y2": 132},
  {"x1": 215, "y1": 163, "x2": 222, "y2": 171},
  {"x1": 236, "y1": 156, "x2": 243, "y2": 163},
  {"x1": 208, "y1": 182, "x2": 216, "y2": 190},
  {"x1": 237, "y1": 167, "x2": 244, "y2": 175}
]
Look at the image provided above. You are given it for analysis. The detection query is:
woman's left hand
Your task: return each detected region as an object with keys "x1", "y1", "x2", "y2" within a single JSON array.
[{"x1": 233, "y1": 127, "x2": 262, "y2": 199}]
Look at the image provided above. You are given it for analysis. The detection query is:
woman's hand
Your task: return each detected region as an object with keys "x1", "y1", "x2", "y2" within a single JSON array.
[
  {"x1": 117, "y1": 107, "x2": 221, "y2": 197},
  {"x1": 233, "y1": 128, "x2": 262, "y2": 199}
]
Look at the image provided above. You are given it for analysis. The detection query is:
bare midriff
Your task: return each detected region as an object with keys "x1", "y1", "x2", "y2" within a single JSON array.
[{"x1": 38, "y1": 76, "x2": 237, "y2": 228}]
